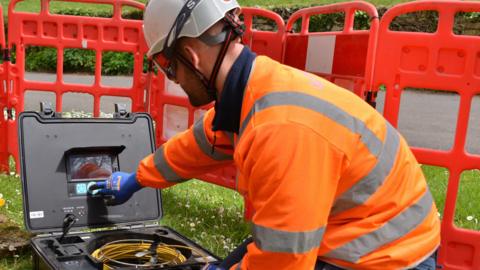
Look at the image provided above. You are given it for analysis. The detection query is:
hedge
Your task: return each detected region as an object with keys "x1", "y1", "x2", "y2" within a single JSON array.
[{"x1": 13, "y1": 7, "x2": 480, "y2": 75}]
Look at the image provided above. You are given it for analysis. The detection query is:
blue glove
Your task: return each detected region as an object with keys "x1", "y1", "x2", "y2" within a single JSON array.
[
  {"x1": 87, "y1": 172, "x2": 142, "y2": 205},
  {"x1": 202, "y1": 264, "x2": 224, "y2": 270}
]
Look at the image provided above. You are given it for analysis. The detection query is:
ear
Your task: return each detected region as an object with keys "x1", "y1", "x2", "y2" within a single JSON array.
[{"x1": 182, "y1": 44, "x2": 201, "y2": 70}]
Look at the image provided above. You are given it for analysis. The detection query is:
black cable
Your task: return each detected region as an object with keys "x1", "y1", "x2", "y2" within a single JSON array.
[{"x1": 58, "y1": 214, "x2": 77, "y2": 244}]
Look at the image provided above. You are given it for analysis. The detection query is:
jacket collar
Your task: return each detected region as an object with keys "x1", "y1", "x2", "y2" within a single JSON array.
[{"x1": 212, "y1": 46, "x2": 256, "y2": 134}]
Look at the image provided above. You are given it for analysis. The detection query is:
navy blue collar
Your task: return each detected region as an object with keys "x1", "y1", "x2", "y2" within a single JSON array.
[{"x1": 212, "y1": 46, "x2": 256, "y2": 134}]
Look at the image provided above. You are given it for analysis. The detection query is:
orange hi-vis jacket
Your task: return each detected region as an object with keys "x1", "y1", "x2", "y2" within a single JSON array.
[{"x1": 137, "y1": 55, "x2": 440, "y2": 270}]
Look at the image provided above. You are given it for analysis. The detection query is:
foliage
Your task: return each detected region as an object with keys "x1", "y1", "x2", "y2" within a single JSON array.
[
  {"x1": 54, "y1": 8, "x2": 113, "y2": 18},
  {"x1": 63, "y1": 49, "x2": 96, "y2": 73},
  {"x1": 102, "y1": 52, "x2": 134, "y2": 76},
  {"x1": 24, "y1": 47, "x2": 57, "y2": 73}
]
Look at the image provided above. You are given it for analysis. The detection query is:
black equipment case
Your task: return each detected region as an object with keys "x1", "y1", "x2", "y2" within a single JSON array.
[{"x1": 18, "y1": 104, "x2": 219, "y2": 270}]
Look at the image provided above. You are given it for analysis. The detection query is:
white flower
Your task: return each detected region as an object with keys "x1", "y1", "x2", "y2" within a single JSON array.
[
  {"x1": 190, "y1": 222, "x2": 195, "y2": 227},
  {"x1": 467, "y1": 216, "x2": 474, "y2": 221}
]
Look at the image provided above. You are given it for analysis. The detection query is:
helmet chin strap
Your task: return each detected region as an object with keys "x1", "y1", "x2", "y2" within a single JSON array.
[{"x1": 176, "y1": 12, "x2": 244, "y2": 103}]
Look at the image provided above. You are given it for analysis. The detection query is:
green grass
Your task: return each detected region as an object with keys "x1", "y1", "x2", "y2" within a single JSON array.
[
  {"x1": 422, "y1": 165, "x2": 480, "y2": 230},
  {"x1": 0, "y1": 173, "x2": 24, "y2": 226},
  {"x1": 160, "y1": 180, "x2": 250, "y2": 257},
  {"x1": 0, "y1": 254, "x2": 32, "y2": 270},
  {"x1": 0, "y1": 0, "x2": 408, "y2": 15}
]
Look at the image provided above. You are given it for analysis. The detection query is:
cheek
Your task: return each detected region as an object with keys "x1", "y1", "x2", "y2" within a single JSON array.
[{"x1": 176, "y1": 64, "x2": 186, "y2": 82}]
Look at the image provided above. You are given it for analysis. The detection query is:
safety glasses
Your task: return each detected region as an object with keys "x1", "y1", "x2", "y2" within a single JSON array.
[
  {"x1": 153, "y1": 0, "x2": 200, "y2": 81},
  {"x1": 152, "y1": 52, "x2": 177, "y2": 80}
]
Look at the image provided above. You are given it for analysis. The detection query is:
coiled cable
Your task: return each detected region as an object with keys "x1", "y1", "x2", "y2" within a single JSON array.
[{"x1": 91, "y1": 238, "x2": 207, "y2": 269}]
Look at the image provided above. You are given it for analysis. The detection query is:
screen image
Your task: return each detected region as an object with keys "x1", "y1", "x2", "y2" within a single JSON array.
[{"x1": 69, "y1": 154, "x2": 114, "y2": 182}]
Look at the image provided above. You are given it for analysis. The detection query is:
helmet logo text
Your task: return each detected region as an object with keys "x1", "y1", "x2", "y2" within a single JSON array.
[{"x1": 186, "y1": 0, "x2": 196, "y2": 10}]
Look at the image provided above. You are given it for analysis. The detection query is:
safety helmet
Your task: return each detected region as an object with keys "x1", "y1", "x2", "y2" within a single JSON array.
[{"x1": 143, "y1": 0, "x2": 240, "y2": 58}]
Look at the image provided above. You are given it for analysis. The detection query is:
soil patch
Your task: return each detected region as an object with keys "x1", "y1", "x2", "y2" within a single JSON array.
[{"x1": 0, "y1": 214, "x2": 32, "y2": 257}]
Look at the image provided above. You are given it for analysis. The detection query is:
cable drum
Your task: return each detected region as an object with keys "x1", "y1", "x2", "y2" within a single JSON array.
[{"x1": 88, "y1": 232, "x2": 206, "y2": 269}]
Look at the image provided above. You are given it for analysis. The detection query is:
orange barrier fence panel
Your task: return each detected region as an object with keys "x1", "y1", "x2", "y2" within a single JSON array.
[
  {"x1": 373, "y1": 1, "x2": 480, "y2": 269},
  {"x1": 284, "y1": 1, "x2": 379, "y2": 101},
  {"x1": 0, "y1": 4, "x2": 8, "y2": 173},
  {"x1": 241, "y1": 7, "x2": 285, "y2": 62},
  {"x1": 6, "y1": 0, "x2": 149, "y2": 172}
]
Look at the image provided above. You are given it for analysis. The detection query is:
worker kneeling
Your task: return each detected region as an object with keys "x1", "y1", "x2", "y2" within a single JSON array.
[{"x1": 90, "y1": 0, "x2": 440, "y2": 269}]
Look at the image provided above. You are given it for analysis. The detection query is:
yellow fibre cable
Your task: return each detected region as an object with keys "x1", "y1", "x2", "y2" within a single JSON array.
[{"x1": 91, "y1": 239, "x2": 208, "y2": 269}]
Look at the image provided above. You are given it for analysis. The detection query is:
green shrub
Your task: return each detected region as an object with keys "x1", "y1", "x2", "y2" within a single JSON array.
[
  {"x1": 25, "y1": 47, "x2": 57, "y2": 73},
  {"x1": 101, "y1": 51, "x2": 134, "y2": 75},
  {"x1": 63, "y1": 48, "x2": 96, "y2": 73},
  {"x1": 54, "y1": 8, "x2": 113, "y2": 18}
]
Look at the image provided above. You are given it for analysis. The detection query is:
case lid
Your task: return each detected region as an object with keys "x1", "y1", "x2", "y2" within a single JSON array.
[{"x1": 18, "y1": 111, "x2": 162, "y2": 233}]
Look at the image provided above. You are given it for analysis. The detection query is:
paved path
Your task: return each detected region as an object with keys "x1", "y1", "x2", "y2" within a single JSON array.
[
  {"x1": 376, "y1": 91, "x2": 480, "y2": 155},
  {"x1": 23, "y1": 72, "x2": 135, "y2": 114},
  {"x1": 22, "y1": 72, "x2": 480, "y2": 154}
]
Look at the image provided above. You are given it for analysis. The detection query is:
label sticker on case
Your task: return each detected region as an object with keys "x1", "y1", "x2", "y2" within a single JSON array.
[{"x1": 30, "y1": 211, "x2": 44, "y2": 219}]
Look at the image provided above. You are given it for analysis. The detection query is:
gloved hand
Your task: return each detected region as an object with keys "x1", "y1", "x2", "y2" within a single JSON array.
[{"x1": 87, "y1": 172, "x2": 142, "y2": 205}]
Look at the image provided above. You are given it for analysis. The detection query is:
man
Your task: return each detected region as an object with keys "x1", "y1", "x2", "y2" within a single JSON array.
[{"x1": 90, "y1": 0, "x2": 440, "y2": 269}]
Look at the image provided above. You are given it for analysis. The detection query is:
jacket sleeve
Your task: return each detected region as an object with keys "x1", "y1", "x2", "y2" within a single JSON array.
[
  {"x1": 233, "y1": 122, "x2": 346, "y2": 269},
  {"x1": 136, "y1": 108, "x2": 235, "y2": 189}
]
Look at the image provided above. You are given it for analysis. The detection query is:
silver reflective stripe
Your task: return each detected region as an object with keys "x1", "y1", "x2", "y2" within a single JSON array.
[
  {"x1": 153, "y1": 145, "x2": 188, "y2": 183},
  {"x1": 331, "y1": 123, "x2": 400, "y2": 215},
  {"x1": 252, "y1": 223, "x2": 325, "y2": 253},
  {"x1": 238, "y1": 92, "x2": 382, "y2": 158},
  {"x1": 193, "y1": 117, "x2": 233, "y2": 161},
  {"x1": 324, "y1": 189, "x2": 434, "y2": 263}
]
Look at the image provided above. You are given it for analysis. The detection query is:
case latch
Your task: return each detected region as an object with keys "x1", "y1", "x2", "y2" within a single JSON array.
[
  {"x1": 40, "y1": 102, "x2": 59, "y2": 118},
  {"x1": 114, "y1": 103, "x2": 131, "y2": 119}
]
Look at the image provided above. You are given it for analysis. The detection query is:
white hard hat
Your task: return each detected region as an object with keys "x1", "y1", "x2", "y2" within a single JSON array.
[{"x1": 143, "y1": 0, "x2": 240, "y2": 58}]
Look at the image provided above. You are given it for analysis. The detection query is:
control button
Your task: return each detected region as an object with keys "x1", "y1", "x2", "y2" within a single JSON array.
[{"x1": 75, "y1": 183, "x2": 87, "y2": 195}]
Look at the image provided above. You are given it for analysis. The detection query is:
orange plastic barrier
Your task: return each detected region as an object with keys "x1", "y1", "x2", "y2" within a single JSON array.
[
  {"x1": 242, "y1": 7, "x2": 285, "y2": 62},
  {"x1": 284, "y1": 1, "x2": 379, "y2": 102},
  {"x1": 4, "y1": 0, "x2": 148, "y2": 172},
  {"x1": 0, "y1": 4, "x2": 8, "y2": 173},
  {"x1": 373, "y1": 1, "x2": 480, "y2": 269}
]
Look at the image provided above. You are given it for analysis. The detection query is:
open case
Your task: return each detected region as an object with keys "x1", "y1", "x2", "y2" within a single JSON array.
[{"x1": 18, "y1": 104, "x2": 219, "y2": 270}]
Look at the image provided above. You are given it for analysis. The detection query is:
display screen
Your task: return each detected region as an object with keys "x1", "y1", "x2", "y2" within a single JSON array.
[{"x1": 69, "y1": 154, "x2": 114, "y2": 182}]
